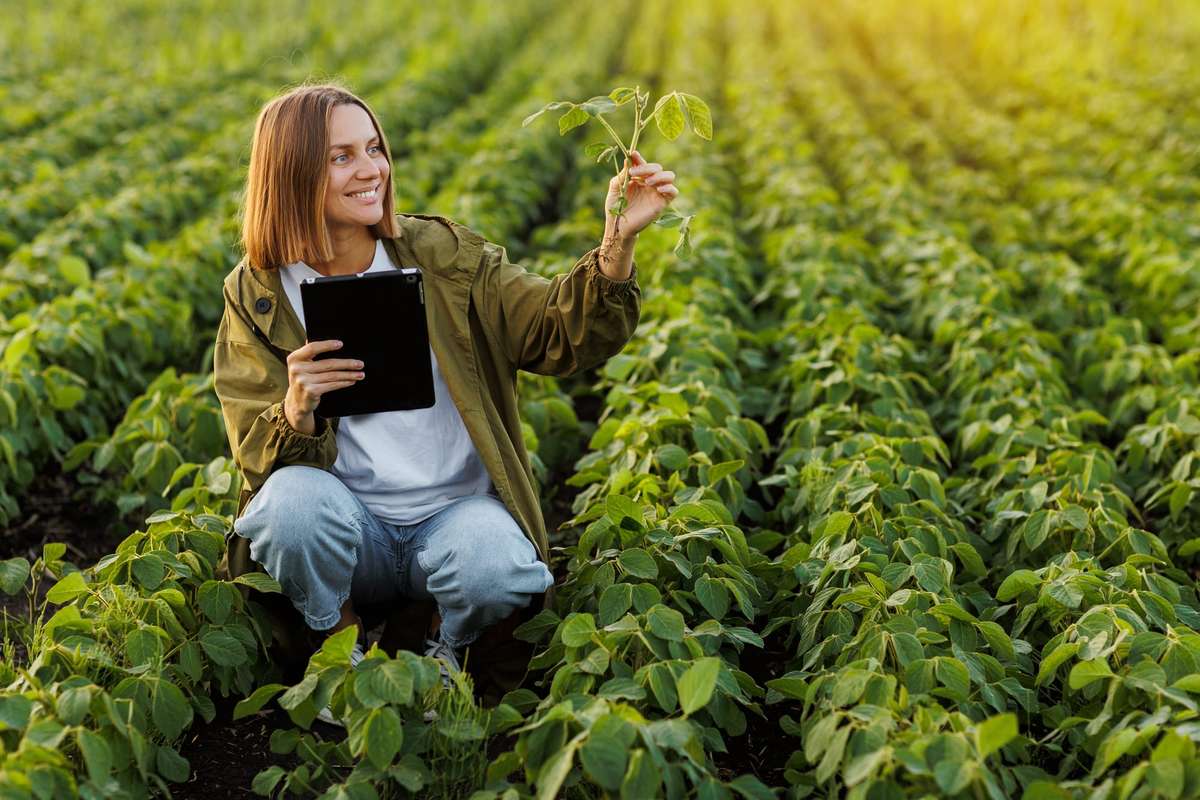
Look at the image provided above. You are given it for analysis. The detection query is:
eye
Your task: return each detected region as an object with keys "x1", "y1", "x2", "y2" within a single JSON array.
[{"x1": 369, "y1": 145, "x2": 382, "y2": 154}]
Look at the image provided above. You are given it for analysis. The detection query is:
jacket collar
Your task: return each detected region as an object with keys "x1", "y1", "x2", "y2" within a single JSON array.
[{"x1": 235, "y1": 214, "x2": 484, "y2": 354}]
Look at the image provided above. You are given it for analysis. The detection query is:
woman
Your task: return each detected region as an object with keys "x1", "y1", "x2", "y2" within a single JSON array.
[{"x1": 212, "y1": 83, "x2": 679, "y2": 710}]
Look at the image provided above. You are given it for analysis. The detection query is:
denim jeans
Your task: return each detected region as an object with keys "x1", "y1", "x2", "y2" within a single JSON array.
[{"x1": 232, "y1": 465, "x2": 555, "y2": 649}]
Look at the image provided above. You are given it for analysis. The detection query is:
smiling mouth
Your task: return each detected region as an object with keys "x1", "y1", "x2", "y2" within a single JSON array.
[{"x1": 346, "y1": 184, "x2": 380, "y2": 199}]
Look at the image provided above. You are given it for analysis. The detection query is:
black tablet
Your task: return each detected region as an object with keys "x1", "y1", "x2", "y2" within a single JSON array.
[{"x1": 299, "y1": 267, "x2": 435, "y2": 417}]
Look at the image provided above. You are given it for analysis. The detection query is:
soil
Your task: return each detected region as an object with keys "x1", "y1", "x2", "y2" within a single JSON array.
[{"x1": 170, "y1": 702, "x2": 300, "y2": 799}]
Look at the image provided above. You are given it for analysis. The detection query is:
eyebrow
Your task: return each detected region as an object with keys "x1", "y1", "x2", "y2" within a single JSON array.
[{"x1": 329, "y1": 135, "x2": 380, "y2": 151}]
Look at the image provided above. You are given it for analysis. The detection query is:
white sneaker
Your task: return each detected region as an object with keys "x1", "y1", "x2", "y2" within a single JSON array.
[
  {"x1": 421, "y1": 636, "x2": 464, "y2": 722},
  {"x1": 423, "y1": 636, "x2": 463, "y2": 689},
  {"x1": 315, "y1": 641, "x2": 365, "y2": 727}
]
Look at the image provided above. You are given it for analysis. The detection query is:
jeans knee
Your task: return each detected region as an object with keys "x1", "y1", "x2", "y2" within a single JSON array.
[{"x1": 236, "y1": 466, "x2": 362, "y2": 556}]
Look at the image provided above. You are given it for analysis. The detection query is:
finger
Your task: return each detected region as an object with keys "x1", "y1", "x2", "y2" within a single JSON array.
[
  {"x1": 631, "y1": 162, "x2": 663, "y2": 177},
  {"x1": 313, "y1": 380, "x2": 359, "y2": 396},
  {"x1": 645, "y1": 170, "x2": 675, "y2": 186},
  {"x1": 631, "y1": 149, "x2": 644, "y2": 164},
  {"x1": 306, "y1": 370, "x2": 365, "y2": 385},
  {"x1": 657, "y1": 185, "x2": 679, "y2": 199},
  {"x1": 311, "y1": 357, "x2": 365, "y2": 372},
  {"x1": 290, "y1": 339, "x2": 342, "y2": 363},
  {"x1": 291, "y1": 358, "x2": 362, "y2": 376}
]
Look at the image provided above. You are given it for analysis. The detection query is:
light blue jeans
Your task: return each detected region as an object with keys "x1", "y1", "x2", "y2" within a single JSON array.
[{"x1": 232, "y1": 465, "x2": 555, "y2": 649}]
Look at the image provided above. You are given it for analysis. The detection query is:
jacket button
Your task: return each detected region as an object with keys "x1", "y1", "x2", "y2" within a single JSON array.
[{"x1": 254, "y1": 297, "x2": 272, "y2": 314}]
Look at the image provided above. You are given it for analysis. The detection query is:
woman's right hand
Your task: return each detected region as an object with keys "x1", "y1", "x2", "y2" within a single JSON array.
[{"x1": 283, "y1": 340, "x2": 364, "y2": 434}]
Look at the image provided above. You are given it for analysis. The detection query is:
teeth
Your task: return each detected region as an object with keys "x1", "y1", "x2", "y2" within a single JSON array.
[{"x1": 350, "y1": 188, "x2": 377, "y2": 199}]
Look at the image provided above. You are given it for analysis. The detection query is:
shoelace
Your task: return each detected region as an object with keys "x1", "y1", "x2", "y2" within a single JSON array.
[{"x1": 424, "y1": 637, "x2": 464, "y2": 692}]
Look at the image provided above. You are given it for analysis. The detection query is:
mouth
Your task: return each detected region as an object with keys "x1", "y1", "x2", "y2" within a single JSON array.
[{"x1": 346, "y1": 183, "x2": 381, "y2": 203}]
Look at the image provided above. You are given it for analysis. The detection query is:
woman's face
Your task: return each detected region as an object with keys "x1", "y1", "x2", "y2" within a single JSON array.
[{"x1": 323, "y1": 103, "x2": 390, "y2": 232}]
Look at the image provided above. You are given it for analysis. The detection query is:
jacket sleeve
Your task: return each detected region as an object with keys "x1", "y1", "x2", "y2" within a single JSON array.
[
  {"x1": 212, "y1": 280, "x2": 338, "y2": 497},
  {"x1": 474, "y1": 242, "x2": 642, "y2": 377}
]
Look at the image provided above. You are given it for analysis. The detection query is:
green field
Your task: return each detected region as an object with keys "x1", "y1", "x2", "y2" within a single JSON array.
[{"x1": 2, "y1": 0, "x2": 1200, "y2": 797}]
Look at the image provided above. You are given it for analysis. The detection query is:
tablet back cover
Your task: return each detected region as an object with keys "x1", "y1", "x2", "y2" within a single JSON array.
[{"x1": 299, "y1": 269, "x2": 434, "y2": 417}]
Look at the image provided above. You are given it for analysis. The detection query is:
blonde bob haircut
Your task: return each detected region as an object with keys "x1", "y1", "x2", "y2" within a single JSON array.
[{"x1": 240, "y1": 81, "x2": 398, "y2": 270}]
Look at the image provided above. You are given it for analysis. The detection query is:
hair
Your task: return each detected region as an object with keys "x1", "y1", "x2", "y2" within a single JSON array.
[{"x1": 240, "y1": 81, "x2": 397, "y2": 270}]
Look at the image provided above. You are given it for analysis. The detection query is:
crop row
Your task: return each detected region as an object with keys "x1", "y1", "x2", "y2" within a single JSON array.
[
  {"x1": 758, "y1": 6, "x2": 1200, "y2": 796},
  {"x1": 803, "y1": 11, "x2": 1200, "y2": 569}
]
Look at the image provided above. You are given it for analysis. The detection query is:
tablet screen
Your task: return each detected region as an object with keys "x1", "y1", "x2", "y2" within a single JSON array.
[{"x1": 299, "y1": 269, "x2": 435, "y2": 417}]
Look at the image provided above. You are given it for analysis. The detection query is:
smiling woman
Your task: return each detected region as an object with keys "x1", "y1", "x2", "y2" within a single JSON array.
[{"x1": 212, "y1": 81, "x2": 647, "y2": 718}]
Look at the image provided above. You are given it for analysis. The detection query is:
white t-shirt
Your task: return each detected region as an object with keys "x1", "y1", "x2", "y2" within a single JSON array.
[{"x1": 278, "y1": 239, "x2": 495, "y2": 526}]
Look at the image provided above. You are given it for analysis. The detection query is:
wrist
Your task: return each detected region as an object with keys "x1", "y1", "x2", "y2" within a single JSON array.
[{"x1": 282, "y1": 395, "x2": 315, "y2": 436}]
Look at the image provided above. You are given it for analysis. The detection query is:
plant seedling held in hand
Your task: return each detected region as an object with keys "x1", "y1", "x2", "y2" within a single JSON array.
[{"x1": 523, "y1": 85, "x2": 712, "y2": 257}]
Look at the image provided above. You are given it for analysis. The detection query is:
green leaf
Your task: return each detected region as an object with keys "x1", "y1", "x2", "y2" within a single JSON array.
[
  {"x1": 156, "y1": 744, "x2": 190, "y2": 783},
  {"x1": 707, "y1": 459, "x2": 744, "y2": 484},
  {"x1": 77, "y1": 729, "x2": 111, "y2": 783},
  {"x1": 912, "y1": 558, "x2": 946, "y2": 593},
  {"x1": 816, "y1": 724, "x2": 850, "y2": 783},
  {"x1": 677, "y1": 657, "x2": 721, "y2": 715},
  {"x1": 58, "y1": 256, "x2": 90, "y2": 286},
  {"x1": 198, "y1": 580, "x2": 237, "y2": 624},
  {"x1": 2, "y1": 329, "x2": 33, "y2": 369},
  {"x1": 278, "y1": 673, "x2": 319, "y2": 711},
  {"x1": 539, "y1": 736, "x2": 583, "y2": 800},
  {"x1": 694, "y1": 576, "x2": 730, "y2": 620},
  {"x1": 232, "y1": 572, "x2": 282, "y2": 593},
  {"x1": 976, "y1": 713, "x2": 1018, "y2": 759},
  {"x1": 131, "y1": 553, "x2": 165, "y2": 590},
  {"x1": 561, "y1": 613, "x2": 598, "y2": 647},
  {"x1": 654, "y1": 93, "x2": 686, "y2": 141},
  {"x1": 200, "y1": 629, "x2": 247, "y2": 667},
  {"x1": 363, "y1": 706, "x2": 403, "y2": 770},
  {"x1": 579, "y1": 719, "x2": 629, "y2": 791},
  {"x1": 1023, "y1": 510, "x2": 1054, "y2": 550},
  {"x1": 152, "y1": 678, "x2": 192, "y2": 740},
  {"x1": 936, "y1": 657, "x2": 971, "y2": 701},
  {"x1": 521, "y1": 100, "x2": 572, "y2": 128},
  {"x1": 1068, "y1": 659, "x2": 1113, "y2": 691},
  {"x1": 618, "y1": 548, "x2": 658, "y2": 580},
  {"x1": 126, "y1": 627, "x2": 163, "y2": 665},
  {"x1": 251, "y1": 765, "x2": 286, "y2": 796},
  {"x1": 729, "y1": 774, "x2": 774, "y2": 800},
  {"x1": 655, "y1": 444, "x2": 689, "y2": 471},
  {"x1": 514, "y1": 609, "x2": 561, "y2": 642},
  {"x1": 579, "y1": 95, "x2": 618, "y2": 116},
  {"x1": 0, "y1": 557, "x2": 30, "y2": 595},
  {"x1": 606, "y1": 494, "x2": 642, "y2": 527},
  {"x1": 645, "y1": 604, "x2": 685, "y2": 642},
  {"x1": 599, "y1": 583, "x2": 634, "y2": 626},
  {"x1": 820, "y1": 511, "x2": 854, "y2": 539},
  {"x1": 55, "y1": 687, "x2": 92, "y2": 726},
  {"x1": 1035, "y1": 642, "x2": 1080, "y2": 686},
  {"x1": 620, "y1": 749, "x2": 661, "y2": 799},
  {"x1": 233, "y1": 684, "x2": 286, "y2": 720},
  {"x1": 0, "y1": 695, "x2": 32, "y2": 730},
  {"x1": 356, "y1": 660, "x2": 414, "y2": 708},
  {"x1": 558, "y1": 105, "x2": 590, "y2": 136},
  {"x1": 996, "y1": 569, "x2": 1040, "y2": 601},
  {"x1": 46, "y1": 571, "x2": 88, "y2": 604},
  {"x1": 681, "y1": 93, "x2": 713, "y2": 140},
  {"x1": 1169, "y1": 483, "x2": 1193, "y2": 519},
  {"x1": 844, "y1": 747, "x2": 888, "y2": 787}
]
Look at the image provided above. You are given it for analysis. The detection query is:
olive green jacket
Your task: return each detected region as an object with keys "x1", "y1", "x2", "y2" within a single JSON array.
[{"x1": 212, "y1": 213, "x2": 640, "y2": 663}]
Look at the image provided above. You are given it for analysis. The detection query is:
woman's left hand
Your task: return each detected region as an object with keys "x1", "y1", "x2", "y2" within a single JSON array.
[{"x1": 605, "y1": 149, "x2": 679, "y2": 240}]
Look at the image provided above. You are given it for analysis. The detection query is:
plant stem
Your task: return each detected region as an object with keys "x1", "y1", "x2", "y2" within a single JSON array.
[{"x1": 595, "y1": 116, "x2": 629, "y2": 160}]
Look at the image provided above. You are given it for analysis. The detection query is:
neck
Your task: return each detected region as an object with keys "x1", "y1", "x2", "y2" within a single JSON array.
[{"x1": 309, "y1": 223, "x2": 375, "y2": 276}]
